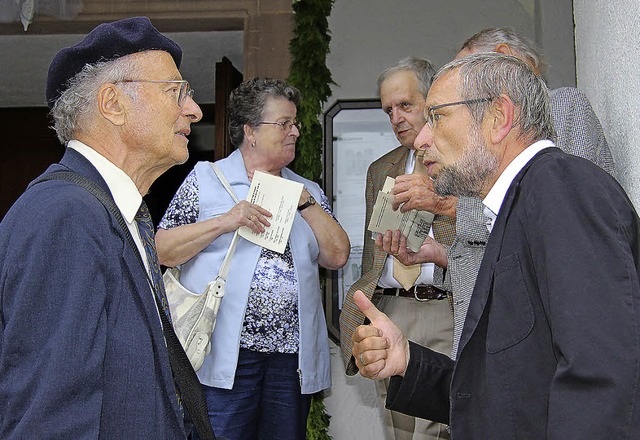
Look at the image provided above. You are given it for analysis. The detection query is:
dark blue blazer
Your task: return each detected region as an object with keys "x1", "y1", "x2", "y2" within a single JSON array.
[
  {"x1": 387, "y1": 148, "x2": 640, "y2": 439},
  {"x1": 0, "y1": 149, "x2": 186, "y2": 438}
]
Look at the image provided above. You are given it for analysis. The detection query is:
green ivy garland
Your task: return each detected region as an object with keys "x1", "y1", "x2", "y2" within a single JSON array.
[
  {"x1": 288, "y1": 0, "x2": 336, "y2": 183},
  {"x1": 287, "y1": 0, "x2": 335, "y2": 438}
]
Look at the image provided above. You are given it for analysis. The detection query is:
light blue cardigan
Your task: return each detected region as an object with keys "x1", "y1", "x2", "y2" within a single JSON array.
[{"x1": 178, "y1": 149, "x2": 331, "y2": 394}]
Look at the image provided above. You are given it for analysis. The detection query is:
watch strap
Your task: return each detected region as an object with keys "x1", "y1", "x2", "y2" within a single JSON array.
[{"x1": 298, "y1": 196, "x2": 316, "y2": 211}]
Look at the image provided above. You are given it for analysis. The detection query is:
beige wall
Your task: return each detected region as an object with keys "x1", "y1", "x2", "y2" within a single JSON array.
[
  {"x1": 326, "y1": 0, "x2": 576, "y2": 108},
  {"x1": 574, "y1": 0, "x2": 640, "y2": 210}
]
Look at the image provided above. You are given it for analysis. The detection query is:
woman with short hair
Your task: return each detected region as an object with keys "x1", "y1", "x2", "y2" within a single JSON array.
[{"x1": 156, "y1": 77, "x2": 350, "y2": 439}]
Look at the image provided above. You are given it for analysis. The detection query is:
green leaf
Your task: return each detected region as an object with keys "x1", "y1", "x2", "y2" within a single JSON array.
[
  {"x1": 306, "y1": 391, "x2": 333, "y2": 439},
  {"x1": 289, "y1": 2, "x2": 335, "y2": 436},
  {"x1": 288, "y1": 0, "x2": 336, "y2": 184}
]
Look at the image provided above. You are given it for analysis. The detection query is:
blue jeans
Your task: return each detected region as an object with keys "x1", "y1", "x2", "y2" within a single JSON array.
[{"x1": 199, "y1": 348, "x2": 312, "y2": 440}]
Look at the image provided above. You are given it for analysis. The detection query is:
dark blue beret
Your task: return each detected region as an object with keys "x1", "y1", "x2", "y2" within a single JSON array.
[{"x1": 46, "y1": 16, "x2": 182, "y2": 109}]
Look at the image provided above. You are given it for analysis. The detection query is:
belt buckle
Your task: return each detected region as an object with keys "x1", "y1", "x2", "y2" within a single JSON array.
[{"x1": 412, "y1": 284, "x2": 431, "y2": 302}]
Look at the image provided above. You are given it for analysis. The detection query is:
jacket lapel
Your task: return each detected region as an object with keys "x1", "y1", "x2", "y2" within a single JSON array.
[
  {"x1": 456, "y1": 149, "x2": 549, "y2": 356},
  {"x1": 370, "y1": 147, "x2": 409, "y2": 272},
  {"x1": 376, "y1": 146, "x2": 408, "y2": 188}
]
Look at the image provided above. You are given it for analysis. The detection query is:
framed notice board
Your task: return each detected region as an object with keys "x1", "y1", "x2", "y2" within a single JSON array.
[{"x1": 322, "y1": 99, "x2": 396, "y2": 343}]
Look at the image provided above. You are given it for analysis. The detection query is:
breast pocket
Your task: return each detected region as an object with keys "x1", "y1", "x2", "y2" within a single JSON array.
[{"x1": 486, "y1": 253, "x2": 535, "y2": 354}]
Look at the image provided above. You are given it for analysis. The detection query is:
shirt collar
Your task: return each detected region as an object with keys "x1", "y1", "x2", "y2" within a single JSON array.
[
  {"x1": 405, "y1": 148, "x2": 417, "y2": 174},
  {"x1": 67, "y1": 140, "x2": 143, "y2": 223},
  {"x1": 482, "y1": 139, "x2": 554, "y2": 224},
  {"x1": 483, "y1": 205, "x2": 497, "y2": 233}
]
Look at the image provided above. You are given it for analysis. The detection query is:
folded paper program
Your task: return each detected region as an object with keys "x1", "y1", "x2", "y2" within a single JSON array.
[
  {"x1": 367, "y1": 177, "x2": 434, "y2": 252},
  {"x1": 238, "y1": 171, "x2": 303, "y2": 254}
]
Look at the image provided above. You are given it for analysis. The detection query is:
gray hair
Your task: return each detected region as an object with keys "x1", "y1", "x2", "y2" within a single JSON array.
[
  {"x1": 434, "y1": 52, "x2": 555, "y2": 143},
  {"x1": 376, "y1": 56, "x2": 437, "y2": 98},
  {"x1": 49, "y1": 56, "x2": 140, "y2": 145},
  {"x1": 228, "y1": 77, "x2": 301, "y2": 148},
  {"x1": 460, "y1": 27, "x2": 548, "y2": 73}
]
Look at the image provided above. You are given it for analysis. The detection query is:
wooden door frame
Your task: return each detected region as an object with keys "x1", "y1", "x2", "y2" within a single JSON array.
[
  {"x1": 0, "y1": 1, "x2": 293, "y2": 83},
  {"x1": 214, "y1": 57, "x2": 243, "y2": 161}
]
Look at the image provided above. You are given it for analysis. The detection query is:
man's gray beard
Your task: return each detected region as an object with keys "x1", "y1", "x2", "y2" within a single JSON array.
[{"x1": 433, "y1": 129, "x2": 499, "y2": 197}]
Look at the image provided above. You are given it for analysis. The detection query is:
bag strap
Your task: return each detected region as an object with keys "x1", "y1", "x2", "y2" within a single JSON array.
[
  {"x1": 210, "y1": 162, "x2": 240, "y2": 203},
  {"x1": 209, "y1": 162, "x2": 240, "y2": 282},
  {"x1": 217, "y1": 232, "x2": 239, "y2": 282},
  {"x1": 32, "y1": 171, "x2": 217, "y2": 440}
]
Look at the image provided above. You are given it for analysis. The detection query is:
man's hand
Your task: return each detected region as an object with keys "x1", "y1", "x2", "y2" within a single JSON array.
[
  {"x1": 376, "y1": 230, "x2": 448, "y2": 268},
  {"x1": 391, "y1": 174, "x2": 457, "y2": 217},
  {"x1": 352, "y1": 290, "x2": 410, "y2": 379}
]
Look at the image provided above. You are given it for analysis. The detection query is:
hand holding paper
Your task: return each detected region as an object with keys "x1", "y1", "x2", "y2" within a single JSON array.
[
  {"x1": 238, "y1": 171, "x2": 303, "y2": 253},
  {"x1": 224, "y1": 200, "x2": 271, "y2": 235},
  {"x1": 392, "y1": 173, "x2": 457, "y2": 217},
  {"x1": 367, "y1": 177, "x2": 435, "y2": 252}
]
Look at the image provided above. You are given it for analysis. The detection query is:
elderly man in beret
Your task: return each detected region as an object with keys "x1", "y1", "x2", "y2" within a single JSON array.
[{"x1": 0, "y1": 17, "x2": 211, "y2": 439}]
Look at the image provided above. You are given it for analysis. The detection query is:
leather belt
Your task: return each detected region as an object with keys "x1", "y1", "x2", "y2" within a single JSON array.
[{"x1": 379, "y1": 285, "x2": 448, "y2": 302}]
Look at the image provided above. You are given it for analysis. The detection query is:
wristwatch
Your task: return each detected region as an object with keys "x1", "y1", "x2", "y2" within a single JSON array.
[{"x1": 298, "y1": 195, "x2": 316, "y2": 211}]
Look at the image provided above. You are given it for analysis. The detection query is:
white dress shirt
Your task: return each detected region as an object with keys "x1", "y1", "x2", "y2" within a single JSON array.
[
  {"x1": 67, "y1": 140, "x2": 149, "y2": 273},
  {"x1": 378, "y1": 149, "x2": 436, "y2": 288},
  {"x1": 483, "y1": 140, "x2": 554, "y2": 232}
]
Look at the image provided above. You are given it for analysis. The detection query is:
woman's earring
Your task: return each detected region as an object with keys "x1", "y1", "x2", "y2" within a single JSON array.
[{"x1": 251, "y1": 142, "x2": 256, "y2": 148}]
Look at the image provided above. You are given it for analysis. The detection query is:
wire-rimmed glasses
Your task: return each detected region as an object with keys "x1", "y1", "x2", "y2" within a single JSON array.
[
  {"x1": 256, "y1": 120, "x2": 303, "y2": 133},
  {"x1": 118, "y1": 79, "x2": 194, "y2": 107},
  {"x1": 426, "y1": 97, "x2": 493, "y2": 129}
]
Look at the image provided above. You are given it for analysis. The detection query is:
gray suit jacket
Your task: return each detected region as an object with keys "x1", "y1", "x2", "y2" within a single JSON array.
[{"x1": 444, "y1": 86, "x2": 616, "y2": 358}]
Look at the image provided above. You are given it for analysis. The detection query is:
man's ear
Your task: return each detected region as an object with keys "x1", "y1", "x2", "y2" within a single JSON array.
[
  {"x1": 494, "y1": 43, "x2": 539, "y2": 73},
  {"x1": 494, "y1": 43, "x2": 515, "y2": 56},
  {"x1": 97, "y1": 84, "x2": 125, "y2": 126},
  {"x1": 488, "y1": 94, "x2": 514, "y2": 144}
]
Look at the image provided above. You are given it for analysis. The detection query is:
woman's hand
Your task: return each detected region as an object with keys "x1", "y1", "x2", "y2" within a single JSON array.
[
  {"x1": 157, "y1": 201, "x2": 272, "y2": 267},
  {"x1": 223, "y1": 200, "x2": 272, "y2": 234}
]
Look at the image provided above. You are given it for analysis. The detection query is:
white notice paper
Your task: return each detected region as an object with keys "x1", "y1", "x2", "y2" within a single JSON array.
[
  {"x1": 367, "y1": 177, "x2": 435, "y2": 252},
  {"x1": 238, "y1": 171, "x2": 304, "y2": 254}
]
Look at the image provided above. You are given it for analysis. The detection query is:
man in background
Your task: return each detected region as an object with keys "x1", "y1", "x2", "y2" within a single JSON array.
[
  {"x1": 0, "y1": 17, "x2": 207, "y2": 438},
  {"x1": 339, "y1": 57, "x2": 456, "y2": 440},
  {"x1": 457, "y1": 27, "x2": 615, "y2": 174}
]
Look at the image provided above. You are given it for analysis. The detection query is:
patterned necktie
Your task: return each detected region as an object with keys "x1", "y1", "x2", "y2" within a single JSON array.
[
  {"x1": 135, "y1": 201, "x2": 185, "y2": 414},
  {"x1": 392, "y1": 152, "x2": 426, "y2": 289},
  {"x1": 135, "y1": 201, "x2": 172, "y2": 323}
]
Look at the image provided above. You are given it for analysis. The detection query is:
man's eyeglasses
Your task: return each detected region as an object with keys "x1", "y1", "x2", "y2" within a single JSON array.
[
  {"x1": 426, "y1": 97, "x2": 493, "y2": 129},
  {"x1": 117, "y1": 79, "x2": 194, "y2": 108},
  {"x1": 257, "y1": 120, "x2": 302, "y2": 133}
]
